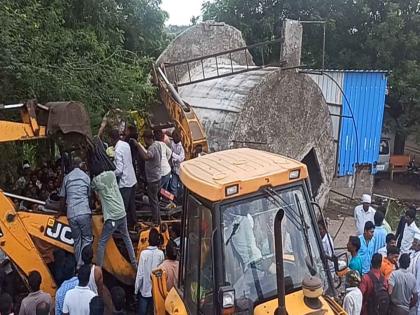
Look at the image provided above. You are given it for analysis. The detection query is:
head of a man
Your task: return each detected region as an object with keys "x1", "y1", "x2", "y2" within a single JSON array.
[
  {"x1": 169, "y1": 222, "x2": 181, "y2": 240},
  {"x1": 0, "y1": 293, "x2": 13, "y2": 315},
  {"x1": 89, "y1": 296, "x2": 104, "y2": 315},
  {"x1": 371, "y1": 253, "x2": 382, "y2": 270},
  {"x1": 154, "y1": 129, "x2": 165, "y2": 142},
  {"x1": 405, "y1": 208, "x2": 416, "y2": 225},
  {"x1": 149, "y1": 228, "x2": 162, "y2": 247},
  {"x1": 361, "y1": 194, "x2": 371, "y2": 211},
  {"x1": 82, "y1": 244, "x2": 93, "y2": 265},
  {"x1": 345, "y1": 270, "x2": 361, "y2": 288},
  {"x1": 385, "y1": 233, "x2": 397, "y2": 247},
  {"x1": 35, "y1": 301, "x2": 50, "y2": 315},
  {"x1": 72, "y1": 156, "x2": 83, "y2": 171},
  {"x1": 62, "y1": 255, "x2": 76, "y2": 282},
  {"x1": 318, "y1": 220, "x2": 327, "y2": 239},
  {"x1": 374, "y1": 211, "x2": 385, "y2": 227},
  {"x1": 109, "y1": 129, "x2": 121, "y2": 147},
  {"x1": 347, "y1": 236, "x2": 361, "y2": 254},
  {"x1": 28, "y1": 270, "x2": 42, "y2": 292},
  {"x1": 78, "y1": 264, "x2": 91, "y2": 287},
  {"x1": 386, "y1": 246, "x2": 400, "y2": 265},
  {"x1": 166, "y1": 240, "x2": 178, "y2": 261},
  {"x1": 411, "y1": 234, "x2": 420, "y2": 252},
  {"x1": 399, "y1": 253, "x2": 411, "y2": 270},
  {"x1": 363, "y1": 221, "x2": 375, "y2": 241},
  {"x1": 111, "y1": 286, "x2": 126, "y2": 312},
  {"x1": 22, "y1": 161, "x2": 31, "y2": 176},
  {"x1": 172, "y1": 129, "x2": 182, "y2": 144},
  {"x1": 143, "y1": 129, "x2": 155, "y2": 147},
  {"x1": 125, "y1": 125, "x2": 138, "y2": 141}
]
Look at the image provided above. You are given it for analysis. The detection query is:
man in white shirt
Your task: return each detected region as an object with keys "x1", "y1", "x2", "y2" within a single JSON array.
[
  {"x1": 109, "y1": 129, "x2": 138, "y2": 230},
  {"x1": 401, "y1": 208, "x2": 420, "y2": 254},
  {"x1": 135, "y1": 228, "x2": 164, "y2": 314},
  {"x1": 354, "y1": 194, "x2": 376, "y2": 235},
  {"x1": 63, "y1": 264, "x2": 96, "y2": 315},
  {"x1": 228, "y1": 214, "x2": 262, "y2": 268},
  {"x1": 154, "y1": 130, "x2": 172, "y2": 190},
  {"x1": 225, "y1": 210, "x2": 270, "y2": 298},
  {"x1": 343, "y1": 270, "x2": 363, "y2": 315},
  {"x1": 318, "y1": 220, "x2": 335, "y2": 274},
  {"x1": 168, "y1": 129, "x2": 185, "y2": 202}
]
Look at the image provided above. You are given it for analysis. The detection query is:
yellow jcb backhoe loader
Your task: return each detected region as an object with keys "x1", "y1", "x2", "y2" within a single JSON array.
[{"x1": 0, "y1": 70, "x2": 347, "y2": 315}]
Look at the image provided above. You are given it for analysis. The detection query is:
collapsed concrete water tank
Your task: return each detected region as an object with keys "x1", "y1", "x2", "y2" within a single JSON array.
[{"x1": 158, "y1": 21, "x2": 335, "y2": 207}]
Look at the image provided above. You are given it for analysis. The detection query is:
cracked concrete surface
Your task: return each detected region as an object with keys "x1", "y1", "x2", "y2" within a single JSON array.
[{"x1": 158, "y1": 21, "x2": 336, "y2": 208}]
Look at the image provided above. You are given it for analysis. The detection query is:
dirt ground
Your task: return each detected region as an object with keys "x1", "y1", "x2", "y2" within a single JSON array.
[
  {"x1": 374, "y1": 178, "x2": 420, "y2": 202},
  {"x1": 325, "y1": 179, "x2": 419, "y2": 250}
]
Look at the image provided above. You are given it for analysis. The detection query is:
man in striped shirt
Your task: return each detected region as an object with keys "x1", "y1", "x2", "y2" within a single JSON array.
[{"x1": 55, "y1": 257, "x2": 78, "y2": 315}]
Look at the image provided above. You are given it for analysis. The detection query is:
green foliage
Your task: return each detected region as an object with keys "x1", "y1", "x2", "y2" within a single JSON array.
[
  {"x1": 166, "y1": 25, "x2": 190, "y2": 41},
  {"x1": 202, "y1": 0, "x2": 420, "y2": 141},
  {"x1": 0, "y1": 0, "x2": 168, "y2": 130}
]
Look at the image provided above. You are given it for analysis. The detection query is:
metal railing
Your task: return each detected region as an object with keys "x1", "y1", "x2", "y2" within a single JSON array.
[{"x1": 162, "y1": 38, "x2": 284, "y2": 87}]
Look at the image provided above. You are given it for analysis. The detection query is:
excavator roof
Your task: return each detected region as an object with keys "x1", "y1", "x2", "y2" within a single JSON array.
[{"x1": 179, "y1": 148, "x2": 308, "y2": 202}]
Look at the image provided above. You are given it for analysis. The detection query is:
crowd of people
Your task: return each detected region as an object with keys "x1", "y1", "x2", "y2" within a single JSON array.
[
  {"x1": 0, "y1": 234, "x2": 180, "y2": 315},
  {"x1": 0, "y1": 230, "x2": 180, "y2": 315},
  {"x1": 10, "y1": 160, "x2": 62, "y2": 211},
  {"x1": 6, "y1": 124, "x2": 420, "y2": 315},
  {"x1": 322, "y1": 193, "x2": 420, "y2": 315},
  {"x1": 0, "y1": 126, "x2": 184, "y2": 314}
]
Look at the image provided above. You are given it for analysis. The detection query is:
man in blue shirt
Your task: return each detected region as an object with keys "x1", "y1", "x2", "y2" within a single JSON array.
[
  {"x1": 347, "y1": 236, "x2": 363, "y2": 276},
  {"x1": 359, "y1": 221, "x2": 376, "y2": 274},
  {"x1": 58, "y1": 157, "x2": 92, "y2": 267},
  {"x1": 55, "y1": 257, "x2": 78, "y2": 315},
  {"x1": 373, "y1": 211, "x2": 387, "y2": 254}
]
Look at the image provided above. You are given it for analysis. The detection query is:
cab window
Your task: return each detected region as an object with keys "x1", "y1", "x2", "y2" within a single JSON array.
[{"x1": 183, "y1": 195, "x2": 214, "y2": 314}]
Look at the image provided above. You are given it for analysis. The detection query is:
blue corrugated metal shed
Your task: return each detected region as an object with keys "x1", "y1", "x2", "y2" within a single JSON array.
[{"x1": 338, "y1": 71, "x2": 388, "y2": 176}]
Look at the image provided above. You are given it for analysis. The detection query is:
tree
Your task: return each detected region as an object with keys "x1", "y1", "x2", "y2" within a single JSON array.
[{"x1": 0, "y1": 0, "x2": 169, "y2": 130}]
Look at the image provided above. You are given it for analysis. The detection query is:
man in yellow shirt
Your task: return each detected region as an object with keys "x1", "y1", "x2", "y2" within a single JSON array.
[{"x1": 381, "y1": 246, "x2": 400, "y2": 280}]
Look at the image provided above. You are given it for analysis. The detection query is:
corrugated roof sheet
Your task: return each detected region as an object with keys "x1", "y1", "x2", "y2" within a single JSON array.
[
  {"x1": 308, "y1": 72, "x2": 344, "y2": 105},
  {"x1": 308, "y1": 70, "x2": 388, "y2": 176},
  {"x1": 338, "y1": 72, "x2": 388, "y2": 175}
]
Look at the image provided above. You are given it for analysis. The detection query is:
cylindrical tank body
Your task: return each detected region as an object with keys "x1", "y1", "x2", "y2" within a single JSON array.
[{"x1": 158, "y1": 22, "x2": 335, "y2": 207}]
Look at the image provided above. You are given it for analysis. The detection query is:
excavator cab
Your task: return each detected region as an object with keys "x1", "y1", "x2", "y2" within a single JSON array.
[{"x1": 153, "y1": 148, "x2": 345, "y2": 315}]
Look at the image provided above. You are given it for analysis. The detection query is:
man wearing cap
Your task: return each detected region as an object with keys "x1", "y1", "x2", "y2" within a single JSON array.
[
  {"x1": 354, "y1": 194, "x2": 376, "y2": 235},
  {"x1": 343, "y1": 270, "x2": 362, "y2": 315},
  {"x1": 401, "y1": 208, "x2": 420, "y2": 254},
  {"x1": 14, "y1": 162, "x2": 31, "y2": 195}
]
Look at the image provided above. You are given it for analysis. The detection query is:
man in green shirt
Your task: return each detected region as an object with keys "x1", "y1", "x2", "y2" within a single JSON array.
[
  {"x1": 347, "y1": 236, "x2": 363, "y2": 276},
  {"x1": 92, "y1": 170, "x2": 137, "y2": 270}
]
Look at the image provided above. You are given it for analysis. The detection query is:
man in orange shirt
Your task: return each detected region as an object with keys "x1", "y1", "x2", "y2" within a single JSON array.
[{"x1": 381, "y1": 246, "x2": 400, "y2": 280}]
